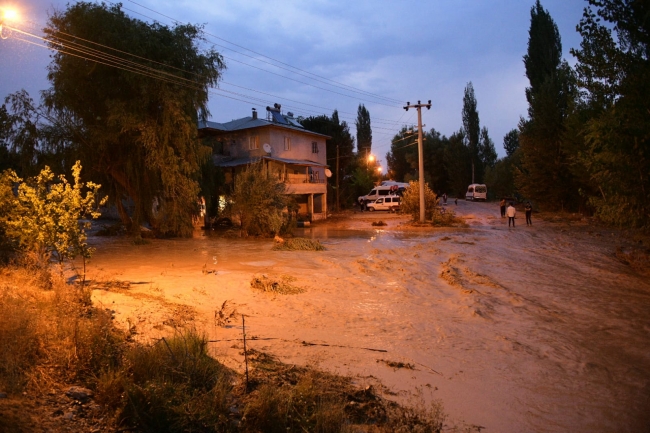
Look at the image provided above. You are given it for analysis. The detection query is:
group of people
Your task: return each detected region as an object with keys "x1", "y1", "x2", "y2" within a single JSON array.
[{"x1": 499, "y1": 198, "x2": 533, "y2": 227}]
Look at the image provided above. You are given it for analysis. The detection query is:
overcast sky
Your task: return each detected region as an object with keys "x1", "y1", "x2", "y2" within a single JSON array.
[{"x1": 1, "y1": 0, "x2": 587, "y2": 166}]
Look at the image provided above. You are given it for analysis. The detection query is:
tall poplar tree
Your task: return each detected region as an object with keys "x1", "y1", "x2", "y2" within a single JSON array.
[
  {"x1": 462, "y1": 82, "x2": 480, "y2": 184},
  {"x1": 355, "y1": 104, "x2": 372, "y2": 156},
  {"x1": 517, "y1": 0, "x2": 576, "y2": 210}
]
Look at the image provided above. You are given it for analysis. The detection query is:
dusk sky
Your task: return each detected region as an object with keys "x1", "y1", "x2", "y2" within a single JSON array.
[{"x1": 1, "y1": 0, "x2": 587, "y2": 166}]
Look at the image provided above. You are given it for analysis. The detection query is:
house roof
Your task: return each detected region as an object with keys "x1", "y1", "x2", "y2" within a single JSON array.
[
  {"x1": 215, "y1": 155, "x2": 328, "y2": 168},
  {"x1": 198, "y1": 114, "x2": 330, "y2": 138}
]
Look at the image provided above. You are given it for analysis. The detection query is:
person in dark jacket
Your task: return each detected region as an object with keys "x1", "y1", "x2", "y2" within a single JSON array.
[
  {"x1": 499, "y1": 198, "x2": 506, "y2": 218},
  {"x1": 525, "y1": 202, "x2": 533, "y2": 226}
]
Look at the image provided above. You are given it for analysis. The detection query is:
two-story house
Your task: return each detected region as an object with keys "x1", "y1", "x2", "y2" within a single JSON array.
[{"x1": 198, "y1": 104, "x2": 330, "y2": 220}]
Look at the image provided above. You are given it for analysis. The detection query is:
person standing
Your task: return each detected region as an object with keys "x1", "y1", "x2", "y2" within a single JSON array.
[
  {"x1": 525, "y1": 201, "x2": 533, "y2": 226},
  {"x1": 507, "y1": 202, "x2": 516, "y2": 227},
  {"x1": 499, "y1": 198, "x2": 506, "y2": 218}
]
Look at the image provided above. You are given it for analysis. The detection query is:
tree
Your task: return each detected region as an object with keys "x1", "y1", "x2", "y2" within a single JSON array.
[
  {"x1": 444, "y1": 129, "x2": 472, "y2": 198},
  {"x1": 399, "y1": 180, "x2": 438, "y2": 221},
  {"x1": 228, "y1": 162, "x2": 287, "y2": 237},
  {"x1": 355, "y1": 104, "x2": 372, "y2": 156},
  {"x1": 479, "y1": 127, "x2": 497, "y2": 170},
  {"x1": 462, "y1": 82, "x2": 481, "y2": 184},
  {"x1": 300, "y1": 111, "x2": 355, "y2": 208},
  {"x1": 43, "y1": 2, "x2": 225, "y2": 237},
  {"x1": 503, "y1": 129, "x2": 520, "y2": 157},
  {"x1": 516, "y1": 0, "x2": 577, "y2": 210},
  {"x1": 570, "y1": 0, "x2": 650, "y2": 228}
]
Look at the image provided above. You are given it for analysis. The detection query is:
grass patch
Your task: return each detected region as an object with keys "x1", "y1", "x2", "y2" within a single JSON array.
[
  {"x1": 0, "y1": 263, "x2": 450, "y2": 432},
  {"x1": 250, "y1": 274, "x2": 305, "y2": 294},
  {"x1": 272, "y1": 237, "x2": 326, "y2": 251}
]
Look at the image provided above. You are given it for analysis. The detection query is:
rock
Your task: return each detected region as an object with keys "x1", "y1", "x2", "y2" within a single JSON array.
[
  {"x1": 63, "y1": 411, "x2": 74, "y2": 420},
  {"x1": 0, "y1": 392, "x2": 7, "y2": 399},
  {"x1": 65, "y1": 386, "x2": 94, "y2": 402}
]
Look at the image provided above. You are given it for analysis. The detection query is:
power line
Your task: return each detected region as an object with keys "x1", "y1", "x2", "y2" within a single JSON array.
[{"x1": 124, "y1": 0, "x2": 403, "y2": 105}]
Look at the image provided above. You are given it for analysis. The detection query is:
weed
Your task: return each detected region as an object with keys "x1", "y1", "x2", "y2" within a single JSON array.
[
  {"x1": 250, "y1": 274, "x2": 305, "y2": 294},
  {"x1": 272, "y1": 238, "x2": 325, "y2": 251},
  {"x1": 214, "y1": 300, "x2": 238, "y2": 327}
]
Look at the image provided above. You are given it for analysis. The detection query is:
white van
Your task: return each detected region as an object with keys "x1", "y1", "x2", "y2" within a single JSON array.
[
  {"x1": 359, "y1": 185, "x2": 401, "y2": 206},
  {"x1": 465, "y1": 184, "x2": 487, "y2": 201},
  {"x1": 366, "y1": 195, "x2": 401, "y2": 212}
]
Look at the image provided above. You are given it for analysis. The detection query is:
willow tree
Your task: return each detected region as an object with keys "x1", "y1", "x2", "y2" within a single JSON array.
[{"x1": 43, "y1": 2, "x2": 225, "y2": 236}]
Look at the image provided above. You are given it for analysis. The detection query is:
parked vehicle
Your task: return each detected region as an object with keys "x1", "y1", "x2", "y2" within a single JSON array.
[
  {"x1": 465, "y1": 184, "x2": 487, "y2": 201},
  {"x1": 358, "y1": 184, "x2": 406, "y2": 206},
  {"x1": 366, "y1": 195, "x2": 401, "y2": 212}
]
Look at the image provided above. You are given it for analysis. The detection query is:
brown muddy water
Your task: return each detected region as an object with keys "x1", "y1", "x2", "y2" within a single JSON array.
[{"x1": 85, "y1": 201, "x2": 650, "y2": 432}]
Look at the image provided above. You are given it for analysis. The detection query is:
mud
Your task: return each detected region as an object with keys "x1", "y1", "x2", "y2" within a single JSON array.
[{"x1": 84, "y1": 200, "x2": 650, "y2": 432}]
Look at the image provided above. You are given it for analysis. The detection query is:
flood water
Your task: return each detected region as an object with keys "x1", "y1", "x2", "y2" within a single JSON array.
[{"x1": 86, "y1": 202, "x2": 650, "y2": 432}]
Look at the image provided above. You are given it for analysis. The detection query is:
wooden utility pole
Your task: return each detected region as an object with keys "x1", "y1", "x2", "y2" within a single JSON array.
[
  {"x1": 404, "y1": 100, "x2": 431, "y2": 223},
  {"x1": 336, "y1": 145, "x2": 340, "y2": 212}
]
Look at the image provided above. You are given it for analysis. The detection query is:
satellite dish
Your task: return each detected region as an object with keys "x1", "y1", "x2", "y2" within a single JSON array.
[
  {"x1": 262, "y1": 143, "x2": 272, "y2": 153},
  {"x1": 324, "y1": 169, "x2": 332, "y2": 178}
]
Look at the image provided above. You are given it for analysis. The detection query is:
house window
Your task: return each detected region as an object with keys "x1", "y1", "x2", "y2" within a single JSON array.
[
  {"x1": 311, "y1": 141, "x2": 319, "y2": 154},
  {"x1": 249, "y1": 136, "x2": 259, "y2": 150},
  {"x1": 284, "y1": 137, "x2": 291, "y2": 151}
]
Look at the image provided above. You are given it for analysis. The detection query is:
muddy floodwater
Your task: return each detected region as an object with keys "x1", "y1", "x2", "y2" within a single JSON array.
[{"x1": 85, "y1": 201, "x2": 650, "y2": 432}]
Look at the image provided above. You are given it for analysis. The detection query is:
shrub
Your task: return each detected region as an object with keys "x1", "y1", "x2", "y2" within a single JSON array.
[
  {"x1": 0, "y1": 161, "x2": 106, "y2": 264},
  {"x1": 117, "y1": 331, "x2": 233, "y2": 432},
  {"x1": 228, "y1": 162, "x2": 288, "y2": 237},
  {"x1": 400, "y1": 181, "x2": 438, "y2": 221}
]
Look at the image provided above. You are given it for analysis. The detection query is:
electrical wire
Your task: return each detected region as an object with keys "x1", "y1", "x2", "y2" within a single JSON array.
[{"x1": 124, "y1": 0, "x2": 404, "y2": 105}]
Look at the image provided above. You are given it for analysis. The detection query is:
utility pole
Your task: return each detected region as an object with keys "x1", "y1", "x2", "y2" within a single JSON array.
[
  {"x1": 404, "y1": 100, "x2": 431, "y2": 223},
  {"x1": 336, "y1": 145, "x2": 340, "y2": 212}
]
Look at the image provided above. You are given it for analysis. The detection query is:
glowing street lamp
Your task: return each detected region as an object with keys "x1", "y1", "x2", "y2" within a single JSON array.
[{"x1": 0, "y1": 7, "x2": 19, "y2": 39}]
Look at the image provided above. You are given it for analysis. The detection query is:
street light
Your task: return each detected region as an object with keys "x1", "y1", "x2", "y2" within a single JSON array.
[{"x1": 0, "y1": 8, "x2": 18, "y2": 39}]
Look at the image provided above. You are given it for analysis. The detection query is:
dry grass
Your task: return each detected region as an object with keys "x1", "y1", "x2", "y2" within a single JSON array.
[
  {"x1": 250, "y1": 274, "x2": 305, "y2": 294},
  {"x1": 272, "y1": 237, "x2": 326, "y2": 251},
  {"x1": 0, "y1": 262, "x2": 449, "y2": 433}
]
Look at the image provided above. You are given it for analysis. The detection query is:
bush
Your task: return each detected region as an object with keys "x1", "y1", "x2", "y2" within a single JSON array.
[
  {"x1": 117, "y1": 331, "x2": 233, "y2": 432},
  {"x1": 0, "y1": 161, "x2": 106, "y2": 264},
  {"x1": 400, "y1": 181, "x2": 438, "y2": 221},
  {"x1": 228, "y1": 162, "x2": 288, "y2": 237}
]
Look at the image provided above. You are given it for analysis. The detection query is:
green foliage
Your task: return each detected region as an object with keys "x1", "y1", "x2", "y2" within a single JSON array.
[
  {"x1": 516, "y1": 0, "x2": 578, "y2": 211},
  {"x1": 479, "y1": 126, "x2": 497, "y2": 169},
  {"x1": 485, "y1": 154, "x2": 519, "y2": 201},
  {"x1": 229, "y1": 162, "x2": 287, "y2": 236},
  {"x1": 355, "y1": 104, "x2": 372, "y2": 154},
  {"x1": 503, "y1": 129, "x2": 520, "y2": 157},
  {"x1": 43, "y1": 2, "x2": 225, "y2": 237},
  {"x1": 386, "y1": 127, "x2": 451, "y2": 194},
  {"x1": 462, "y1": 82, "x2": 481, "y2": 183},
  {"x1": 300, "y1": 111, "x2": 356, "y2": 208},
  {"x1": 444, "y1": 129, "x2": 472, "y2": 198},
  {"x1": 108, "y1": 331, "x2": 232, "y2": 432},
  {"x1": 0, "y1": 161, "x2": 105, "y2": 263},
  {"x1": 400, "y1": 180, "x2": 439, "y2": 221},
  {"x1": 570, "y1": 0, "x2": 650, "y2": 228}
]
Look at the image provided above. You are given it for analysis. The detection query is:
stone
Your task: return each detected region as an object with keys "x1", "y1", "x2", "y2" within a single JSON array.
[{"x1": 65, "y1": 386, "x2": 94, "y2": 403}]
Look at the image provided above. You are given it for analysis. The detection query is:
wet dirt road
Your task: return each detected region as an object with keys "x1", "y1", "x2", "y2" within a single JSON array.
[{"x1": 87, "y1": 201, "x2": 650, "y2": 432}]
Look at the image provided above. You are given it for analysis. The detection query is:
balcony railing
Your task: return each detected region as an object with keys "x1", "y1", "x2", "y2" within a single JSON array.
[{"x1": 281, "y1": 173, "x2": 325, "y2": 184}]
